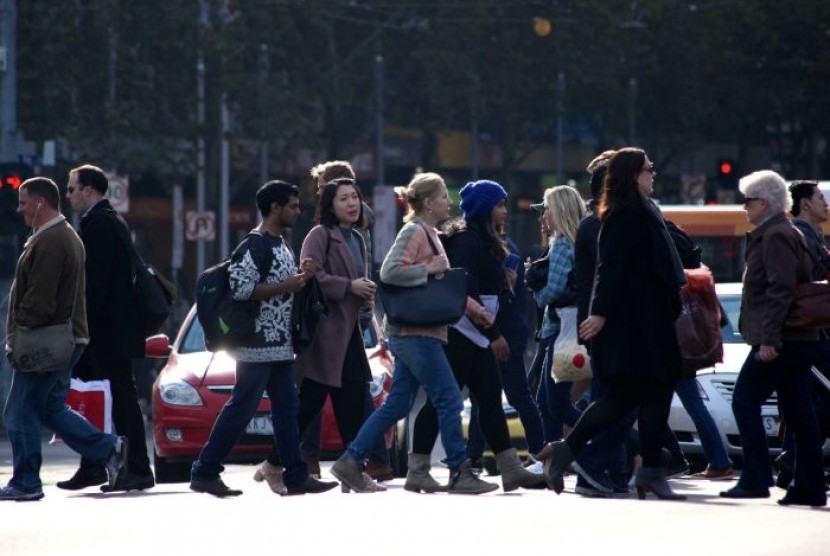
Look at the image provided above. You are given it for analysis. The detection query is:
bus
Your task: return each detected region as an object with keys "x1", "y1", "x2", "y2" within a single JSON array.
[{"x1": 661, "y1": 200, "x2": 830, "y2": 283}]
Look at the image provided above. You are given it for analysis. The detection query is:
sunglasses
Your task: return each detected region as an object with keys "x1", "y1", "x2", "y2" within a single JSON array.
[{"x1": 743, "y1": 197, "x2": 762, "y2": 204}]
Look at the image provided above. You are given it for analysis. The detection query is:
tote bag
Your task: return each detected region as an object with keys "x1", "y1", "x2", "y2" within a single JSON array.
[{"x1": 551, "y1": 307, "x2": 592, "y2": 383}]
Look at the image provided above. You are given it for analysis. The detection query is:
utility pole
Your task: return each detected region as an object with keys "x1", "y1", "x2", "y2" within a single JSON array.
[
  {"x1": 0, "y1": 0, "x2": 17, "y2": 162},
  {"x1": 374, "y1": 54, "x2": 384, "y2": 187},
  {"x1": 555, "y1": 71, "x2": 565, "y2": 184},
  {"x1": 196, "y1": 51, "x2": 206, "y2": 274}
]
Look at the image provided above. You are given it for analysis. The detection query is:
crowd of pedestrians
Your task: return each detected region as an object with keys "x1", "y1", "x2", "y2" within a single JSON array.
[{"x1": 2, "y1": 154, "x2": 828, "y2": 507}]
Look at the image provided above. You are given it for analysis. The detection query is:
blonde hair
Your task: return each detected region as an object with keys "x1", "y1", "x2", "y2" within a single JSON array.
[
  {"x1": 545, "y1": 185, "x2": 586, "y2": 243},
  {"x1": 395, "y1": 172, "x2": 446, "y2": 223}
]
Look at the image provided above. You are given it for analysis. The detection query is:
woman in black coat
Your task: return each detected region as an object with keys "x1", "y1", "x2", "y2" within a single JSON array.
[{"x1": 540, "y1": 147, "x2": 687, "y2": 500}]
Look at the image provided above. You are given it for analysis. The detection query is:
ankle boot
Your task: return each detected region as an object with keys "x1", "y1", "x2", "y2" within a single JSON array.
[
  {"x1": 448, "y1": 460, "x2": 499, "y2": 495},
  {"x1": 404, "y1": 453, "x2": 447, "y2": 493},
  {"x1": 331, "y1": 452, "x2": 374, "y2": 493},
  {"x1": 361, "y1": 472, "x2": 387, "y2": 492},
  {"x1": 495, "y1": 448, "x2": 546, "y2": 492},
  {"x1": 253, "y1": 460, "x2": 287, "y2": 495},
  {"x1": 540, "y1": 441, "x2": 574, "y2": 495},
  {"x1": 635, "y1": 467, "x2": 686, "y2": 500}
]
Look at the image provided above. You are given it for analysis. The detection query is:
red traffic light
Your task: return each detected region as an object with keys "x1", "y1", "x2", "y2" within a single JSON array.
[
  {"x1": 2, "y1": 175, "x2": 22, "y2": 190},
  {"x1": 718, "y1": 161, "x2": 734, "y2": 176}
]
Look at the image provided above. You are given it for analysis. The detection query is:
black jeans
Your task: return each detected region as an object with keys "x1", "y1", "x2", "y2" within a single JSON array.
[
  {"x1": 80, "y1": 360, "x2": 151, "y2": 476},
  {"x1": 412, "y1": 328, "x2": 512, "y2": 456},
  {"x1": 565, "y1": 376, "x2": 675, "y2": 469}
]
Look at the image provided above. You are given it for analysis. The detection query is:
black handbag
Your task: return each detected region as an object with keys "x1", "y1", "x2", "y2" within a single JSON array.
[
  {"x1": 291, "y1": 276, "x2": 328, "y2": 352},
  {"x1": 379, "y1": 225, "x2": 467, "y2": 327}
]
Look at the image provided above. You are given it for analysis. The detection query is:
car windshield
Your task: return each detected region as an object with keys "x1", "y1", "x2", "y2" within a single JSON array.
[
  {"x1": 718, "y1": 293, "x2": 743, "y2": 344},
  {"x1": 179, "y1": 316, "x2": 208, "y2": 354}
]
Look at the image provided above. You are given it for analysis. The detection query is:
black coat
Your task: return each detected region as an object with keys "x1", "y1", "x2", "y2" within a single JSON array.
[
  {"x1": 589, "y1": 200, "x2": 682, "y2": 386},
  {"x1": 74, "y1": 199, "x2": 144, "y2": 378}
]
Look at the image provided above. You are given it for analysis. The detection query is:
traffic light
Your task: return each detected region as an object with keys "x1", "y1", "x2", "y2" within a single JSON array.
[
  {"x1": 0, "y1": 163, "x2": 31, "y2": 235},
  {"x1": 0, "y1": 162, "x2": 32, "y2": 191},
  {"x1": 716, "y1": 158, "x2": 738, "y2": 189}
]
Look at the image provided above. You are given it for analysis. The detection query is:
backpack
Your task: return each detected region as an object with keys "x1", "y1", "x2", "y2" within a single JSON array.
[
  {"x1": 196, "y1": 231, "x2": 262, "y2": 352},
  {"x1": 109, "y1": 209, "x2": 176, "y2": 337}
]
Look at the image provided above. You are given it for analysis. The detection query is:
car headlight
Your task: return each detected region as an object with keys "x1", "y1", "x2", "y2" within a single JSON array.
[{"x1": 159, "y1": 379, "x2": 203, "y2": 406}]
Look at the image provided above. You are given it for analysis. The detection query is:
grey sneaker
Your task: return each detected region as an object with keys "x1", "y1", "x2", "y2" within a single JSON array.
[
  {"x1": 0, "y1": 484, "x2": 45, "y2": 501},
  {"x1": 104, "y1": 436, "x2": 129, "y2": 491}
]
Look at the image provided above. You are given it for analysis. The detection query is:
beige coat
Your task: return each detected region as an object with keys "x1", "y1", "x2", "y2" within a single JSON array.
[{"x1": 295, "y1": 225, "x2": 367, "y2": 387}]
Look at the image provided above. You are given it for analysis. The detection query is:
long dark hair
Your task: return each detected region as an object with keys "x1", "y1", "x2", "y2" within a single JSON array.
[
  {"x1": 443, "y1": 216, "x2": 508, "y2": 261},
  {"x1": 598, "y1": 147, "x2": 647, "y2": 221},
  {"x1": 314, "y1": 178, "x2": 364, "y2": 228}
]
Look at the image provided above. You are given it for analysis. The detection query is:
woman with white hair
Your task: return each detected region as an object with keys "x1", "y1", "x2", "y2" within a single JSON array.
[{"x1": 719, "y1": 170, "x2": 825, "y2": 507}]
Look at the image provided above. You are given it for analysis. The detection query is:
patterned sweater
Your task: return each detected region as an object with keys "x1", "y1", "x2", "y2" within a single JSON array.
[{"x1": 228, "y1": 230, "x2": 295, "y2": 362}]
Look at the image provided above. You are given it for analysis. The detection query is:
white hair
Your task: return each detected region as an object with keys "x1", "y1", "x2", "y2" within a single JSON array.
[{"x1": 738, "y1": 170, "x2": 791, "y2": 215}]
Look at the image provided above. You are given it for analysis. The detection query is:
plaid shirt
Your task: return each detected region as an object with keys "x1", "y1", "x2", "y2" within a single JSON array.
[{"x1": 534, "y1": 235, "x2": 575, "y2": 340}]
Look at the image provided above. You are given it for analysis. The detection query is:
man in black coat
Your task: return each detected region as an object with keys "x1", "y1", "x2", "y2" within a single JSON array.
[{"x1": 60, "y1": 164, "x2": 154, "y2": 491}]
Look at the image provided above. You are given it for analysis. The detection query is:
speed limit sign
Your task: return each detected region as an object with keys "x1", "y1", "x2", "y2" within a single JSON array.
[{"x1": 106, "y1": 174, "x2": 130, "y2": 213}]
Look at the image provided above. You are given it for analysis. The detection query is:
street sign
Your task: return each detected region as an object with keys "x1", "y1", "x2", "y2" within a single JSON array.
[
  {"x1": 185, "y1": 210, "x2": 216, "y2": 241},
  {"x1": 105, "y1": 174, "x2": 129, "y2": 213}
]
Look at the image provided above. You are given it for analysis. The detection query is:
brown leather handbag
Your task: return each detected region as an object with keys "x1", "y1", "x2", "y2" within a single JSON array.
[{"x1": 786, "y1": 281, "x2": 830, "y2": 329}]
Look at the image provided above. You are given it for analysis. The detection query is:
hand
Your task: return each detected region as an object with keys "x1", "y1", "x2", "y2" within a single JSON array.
[
  {"x1": 469, "y1": 305, "x2": 494, "y2": 328},
  {"x1": 425, "y1": 254, "x2": 450, "y2": 275},
  {"x1": 505, "y1": 268, "x2": 517, "y2": 289},
  {"x1": 299, "y1": 257, "x2": 315, "y2": 278},
  {"x1": 282, "y1": 273, "x2": 308, "y2": 294},
  {"x1": 351, "y1": 278, "x2": 377, "y2": 300},
  {"x1": 490, "y1": 336, "x2": 510, "y2": 362},
  {"x1": 579, "y1": 315, "x2": 606, "y2": 341},
  {"x1": 362, "y1": 297, "x2": 375, "y2": 311},
  {"x1": 758, "y1": 345, "x2": 779, "y2": 362}
]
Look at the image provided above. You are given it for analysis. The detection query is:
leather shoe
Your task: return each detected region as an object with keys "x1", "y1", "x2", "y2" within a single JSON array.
[
  {"x1": 285, "y1": 476, "x2": 338, "y2": 495},
  {"x1": 56, "y1": 467, "x2": 108, "y2": 491},
  {"x1": 365, "y1": 460, "x2": 394, "y2": 482},
  {"x1": 778, "y1": 490, "x2": 827, "y2": 507},
  {"x1": 104, "y1": 436, "x2": 129, "y2": 491},
  {"x1": 101, "y1": 472, "x2": 155, "y2": 493},
  {"x1": 190, "y1": 477, "x2": 242, "y2": 497},
  {"x1": 719, "y1": 486, "x2": 770, "y2": 499}
]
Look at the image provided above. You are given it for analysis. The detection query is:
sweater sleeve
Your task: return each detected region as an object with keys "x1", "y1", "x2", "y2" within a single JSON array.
[{"x1": 380, "y1": 222, "x2": 430, "y2": 287}]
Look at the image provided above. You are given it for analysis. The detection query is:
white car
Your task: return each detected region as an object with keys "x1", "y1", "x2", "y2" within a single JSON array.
[{"x1": 668, "y1": 282, "x2": 829, "y2": 459}]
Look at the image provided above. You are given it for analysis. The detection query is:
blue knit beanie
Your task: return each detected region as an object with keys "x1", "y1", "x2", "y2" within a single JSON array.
[{"x1": 459, "y1": 180, "x2": 508, "y2": 220}]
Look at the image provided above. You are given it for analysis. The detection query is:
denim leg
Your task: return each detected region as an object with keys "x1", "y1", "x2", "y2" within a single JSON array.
[
  {"x1": 348, "y1": 341, "x2": 421, "y2": 462},
  {"x1": 44, "y1": 345, "x2": 115, "y2": 465},
  {"x1": 191, "y1": 360, "x2": 272, "y2": 481},
  {"x1": 550, "y1": 380, "x2": 582, "y2": 428},
  {"x1": 365, "y1": 387, "x2": 392, "y2": 465},
  {"x1": 731, "y1": 348, "x2": 777, "y2": 490},
  {"x1": 263, "y1": 361, "x2": 308, "y2": 489},
  {"x1": 498, "y1": 337, "x2": 545, "y2": 454},
  {"x1": 388, "y1": 336, "x2": 466, "y2": 470},
  {"x1": 576, "y1": 409, "x2": 637, "y2": 473},
  {"x1": 776, "y1": 342, "x2": 824, "y2": 497},
  {"x1": 4, "y1": 368, "x2": 54, "y2": 492},
  {"x1": 675, "y1": 376, "x2": 732, "y2": 469},
  {"x1": 536, "y1": 340, "x2": 563, "y2": 442}
]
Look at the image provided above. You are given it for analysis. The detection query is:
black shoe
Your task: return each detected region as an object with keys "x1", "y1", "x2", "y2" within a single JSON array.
[
  {"x1": 778, "y1": 489, "x2": 827, "y2": 507},
  {"x1": 100, "y1": 472, "x2": 155, "y2": 493},
  {"x1": 719, "y1": 486, "x2": 770, "y2": 499},
  {"x1": 104, "y1": 436, "x2": 129, "y2": 491},
  {"x1": 574, "y1": 476, "x2": 609, "y2": 498},
  {"x1": 664, "y1": 460, "x2": 690, "y2": 478},
  {"x1": 56, "y1": 467, "x2": 108, "y2": 491},
  {"x1": 572, "y1": 460, "x2": 615, "y2": 495},
  {"x1": 285, "y1": 476, "x2": 338, "y2": 495},
  {"x1": 190, "y1": 477, "x2": 242, "y2": 497}
]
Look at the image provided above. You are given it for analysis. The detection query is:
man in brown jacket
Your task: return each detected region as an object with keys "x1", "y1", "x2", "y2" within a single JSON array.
[{"x1": 1, "y1": 177, "x2": 127, "y2": 501}]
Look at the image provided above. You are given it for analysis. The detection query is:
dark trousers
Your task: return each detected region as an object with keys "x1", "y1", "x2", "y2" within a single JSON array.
[
  {"x1": 565, "y1": 376, "x2": 675, "y2": 468},
  {"x1": 733, "y1": 342, "x2": 824, "y2": 496},
  {"x1": 413, "y1": 328, "x2": 512, "y2": 456},
  {"x1": 80, "y1": 360, "x2": 151, "y2": 476},
  {"x1": 468, "y1": 331, "x2": 545, "y2": 456}
]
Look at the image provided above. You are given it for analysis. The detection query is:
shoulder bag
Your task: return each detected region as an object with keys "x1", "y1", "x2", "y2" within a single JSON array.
[
  {"x1": 786, "y1": 234, "x2": 830, "y2": 329},
  {"x1": 378, "y1": 224, "x2": 467, "y2": 327}
]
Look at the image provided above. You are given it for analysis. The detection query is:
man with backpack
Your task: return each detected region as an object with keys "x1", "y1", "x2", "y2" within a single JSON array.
[
  {"x1": 60, "y1": 164, "x2": 154, "y2": 492},
  {"x1": 190, "y1": 180, "x2": 337, "y2": 497}
]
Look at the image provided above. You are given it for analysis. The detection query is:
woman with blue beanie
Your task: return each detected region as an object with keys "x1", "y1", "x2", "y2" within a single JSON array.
[{"x1": 408, "y1": 179, "x2": 545, "y2": 492}]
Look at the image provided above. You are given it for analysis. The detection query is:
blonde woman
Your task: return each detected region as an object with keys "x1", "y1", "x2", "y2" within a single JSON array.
[
  {"x1": 331, "y1": 173, "x2": 497, "y2": 494},
  {"x1": 534, "y1": 186, "x2": 587, "y2": 444}
]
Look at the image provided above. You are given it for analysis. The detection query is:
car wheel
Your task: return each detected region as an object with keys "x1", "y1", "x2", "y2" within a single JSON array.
[
  {"x1": 391, "y1": 418, "x2": 409, "y2": 478},
  {"x1": 153, "y1": 448, "x2": 193, "y2": 484}
]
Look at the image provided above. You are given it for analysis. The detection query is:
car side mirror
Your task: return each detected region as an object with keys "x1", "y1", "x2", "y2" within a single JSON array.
[{"x1": 145, "y1": 334, "x2": 172, "y2": 358}]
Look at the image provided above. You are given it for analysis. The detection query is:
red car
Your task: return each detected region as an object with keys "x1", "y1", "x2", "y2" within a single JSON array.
[{"x1": 146, "y1": 305, "x2": 393, "y2": 483}]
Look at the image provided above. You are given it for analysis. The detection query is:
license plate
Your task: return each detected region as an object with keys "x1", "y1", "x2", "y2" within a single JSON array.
[
  {"x1": 245, "y1": 416, "x2": 273, "y2": 435},
  {"x1": 762, "y1": 415, "x2": 779, "y2": 436}
]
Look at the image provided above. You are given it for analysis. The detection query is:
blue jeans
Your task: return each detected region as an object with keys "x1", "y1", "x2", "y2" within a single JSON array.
[
  {"x1": 3, "y1": 345, "x2": 116, "y2": 493},
  {"x1": 574, "y1": 376, "x2": 636, "y2": 476},
  {"x1": 733, "y1": 342, "x2": 824, "y2": 495},
  {"x1": 468, "y1": 333, "x2": 545, "y2": 457},
  {"x1": 191, "y1": 359, "x2": 308, "y2": 488},
  {"x1": 536, "y1": 337, "x2": 582, "y2": 442},
  {"x1": 675, "y1": 376, "x2": 732, "y2": 470},
  {"x1": 348, "y1": 335, "x2": 466, "y2": 471}
]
